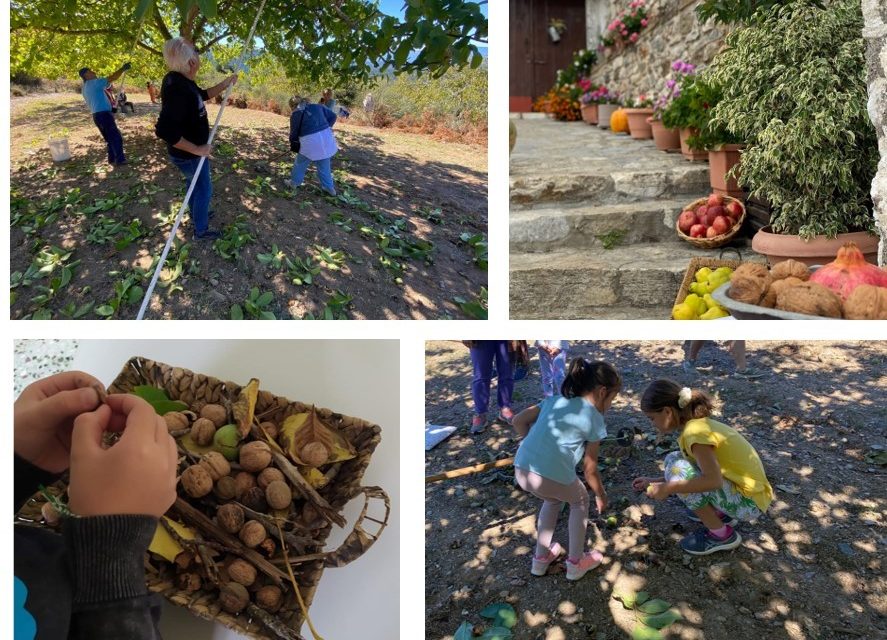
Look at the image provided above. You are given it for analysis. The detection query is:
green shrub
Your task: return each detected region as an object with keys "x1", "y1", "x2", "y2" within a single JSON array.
[{"x1": 705, "y1": 0, "x2": 877, "y2": 239}]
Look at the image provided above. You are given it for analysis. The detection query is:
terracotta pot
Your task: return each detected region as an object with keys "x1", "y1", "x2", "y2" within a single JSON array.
[
  {"x1": 623, "y1": 108, "x2": 654, "y2": 139},
  {"x1": 597, "y1": 103, "x2": 618, "y2": 129},
  {"x1": 709, "y1": 145, "x2": 744, "y2": 198},
  {"x1": 580, "y1": 103, "x2": 598, "y2": 125},
  {"x1": 679, "y1": 128, "x2": 709, "y2": 161},
  {"x1": 751, "y1": 226, "x2": 880, "y2": 267},
  {"x1": 649, "y1": 118, "x2": 681, "y2": 151}
]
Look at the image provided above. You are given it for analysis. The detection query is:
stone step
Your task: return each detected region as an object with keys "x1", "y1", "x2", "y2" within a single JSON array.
[
  {"x1": 509, "y1": 242, "x2": 764, "y2": 319},
  {"x1": 510, "y1": 118, "x2": 711, "y2": 207},
  {"x1": 512, "y1": 304, "x2": 676, "y2": 321},
  {"x1": 510, "y1": 199, "x2": 700, "y2": 252}
]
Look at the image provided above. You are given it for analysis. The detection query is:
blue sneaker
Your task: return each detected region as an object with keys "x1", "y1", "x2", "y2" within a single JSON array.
[
  {"x1": 680, "y1": 527, "x2": 742, "y2": 555},
  {"x1": 686, "y1": 509, "x2": 737, "y2": 527}
]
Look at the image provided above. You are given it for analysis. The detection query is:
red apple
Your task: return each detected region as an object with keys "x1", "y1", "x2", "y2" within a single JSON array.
[
  {"x1": 726, "y1": 201, "x2": 743, "y2": 219},
  {"x1": 706, "y1": 226, "x2": 720, "y2": 238},
  {"x1": 690, "y1": 224, "x2": 706, "y2": 238},
  {"x1": 696, "y1": 205, "x2": 709, "y2": 218},
  {"x1": 678, "y1": 210, "x2": 697, "y2": 234},
  {"x1": 711, "y1": 215, "x2": 730, "y2": 235},
  {"x1": 708, "y1": 205, "x2": 725, "y2": 218},
  {"x1": 704, "y1": 212, "x2": 719, "y2": 226},
  {"x1": 707, "y1": 193, "x2": 724, "y2": 207}
]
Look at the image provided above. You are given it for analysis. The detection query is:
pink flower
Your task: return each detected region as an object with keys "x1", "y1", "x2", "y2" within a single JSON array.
[
  {"x1": 622, "y1": 29, "x2": 629, "y2": 36},
  {"x1": 629, "y1": 32, "x2": 639, "y2": 42},
  {"x1": 641, "y1": 18, "x2": 648, "y2": 26}
]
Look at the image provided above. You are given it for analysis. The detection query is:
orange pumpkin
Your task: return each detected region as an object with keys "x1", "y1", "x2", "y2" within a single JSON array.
[{"x1": 610, "y1": 109, "x2": 629, "y2": 133}]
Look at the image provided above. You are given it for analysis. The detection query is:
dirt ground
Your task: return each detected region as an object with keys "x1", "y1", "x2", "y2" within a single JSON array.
[
  {"x1": 10, "y1": 93, "x2": 487, "y2": 319},
  {"x1": 425, "y1": 341, "x2": 887, "y2": 640}
]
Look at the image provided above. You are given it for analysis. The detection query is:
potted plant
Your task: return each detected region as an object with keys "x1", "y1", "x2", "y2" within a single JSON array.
[
  {"x1": 649, "y1": 60, "x2": 695, "y2": 151},
  {"x1": 600, "y1": 0, "x2": 649, "y2": 52},
  {"x1": 660, "y1": 75, "x2": 710, "y2": 161},
  {"x1": 622, "y1": 95, "x2": 655, "y2": 139},
  {"x1": 594, "y1": 87, "x2": 621, "y2": 129},
  {"x1": 706, "y1": 0, "x2": 880, "y2": 264}
]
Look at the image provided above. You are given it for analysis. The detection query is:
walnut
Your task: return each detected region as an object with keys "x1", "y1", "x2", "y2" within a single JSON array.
[
  {"x1": 228, "y1": 558, "x2": 257, "y2": 586},
  {"x1": 164, "y1": 411, "x2": 190, "y2": 432},
  {"x1": 257, "y1": 467, "x2": 285, "y2": 489},
  {"x1": 301, "y1": 502, "x2": 322, "y2": 527},
  {"x1": 728, "y1": 263, "x2": 772, "y2": 305},
  {"x1": 181, "y1": 464, "x2": 213, "y2": 498},
  {"x1": 239, "y1": 520, "x2": 266, "y2": 548},
  {"x1": 761, "y1": 276, "x2": 804, "y2": 308},
  {"x1": 174, "y1": 551, "x2": 195, "y2": 570},
  {"x1": 240, "y1": 441, "x2": 272, "y2": 473},
  {"x1": 200, "y1": 403, "x2": 228, "y2": 428},
  {"x1": 214, "y1": 475, "x2": 237, "y2": 501},
  {"x1": 219, "y1": 582, "x2": 250, "y2": 614},
  {"x1": 770, "y1": 259, "x2": 810, "y2": 281},
  {"x1": 265, "y1": 480, "x2": 293, "y2": 510},
  {"x1": 300, "y1": 442, "x2": 329, "y2": 467},
  {"x1": 234, "y1": 471, "x2": 257, "y2": 498},
  {"x1": 844, "y1": 284, "x2": 887, "y2": 319},
  {"x1": 259, "y1": 421, "x2": 279, "y2": 440},
  {"x1": 256, "y1": 585, "x2": 283, "y2": 612},
  {"x1": 217, "y1": 503, "x2": 245, "y2": 534},
  {"x1": 199, "y1": 451, "x2": 231, "y2": 480},
  {"x1": 776, "y1": 281, "x2": 843, "y2": 318},
  {"x1": 257, "y1": 536, "x2": 276, "y2": 558},
  {"x1": 177, "y1": 572, "x2": 202, "y2": 593},
  {"x1": 191, "y1": 418, "x2": 216, "y2": 446},
  {"x1": 242, "y1": 486, "x2": 269, "y2": 512}
]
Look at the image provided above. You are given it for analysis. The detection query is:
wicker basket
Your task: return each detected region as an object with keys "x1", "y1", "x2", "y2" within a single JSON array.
[
  {"x1": 16, "y1": 357, "x2": 390, "y2": 640},
  {"x1": 673, "y1": 253, "x2": 745, "y2": 311},
  {"x1": 676, "y1": 195, "x2": 746, "y2": 249}
]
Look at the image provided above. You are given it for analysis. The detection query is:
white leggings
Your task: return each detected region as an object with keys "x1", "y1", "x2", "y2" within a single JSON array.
[{"x1": 515, "y1": 468, "x2": 589, "y2": 559}]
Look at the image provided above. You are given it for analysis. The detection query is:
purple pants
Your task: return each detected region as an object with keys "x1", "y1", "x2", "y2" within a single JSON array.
[{"x1": 469, "y1": 341, "x2": 513, "y2": 415}]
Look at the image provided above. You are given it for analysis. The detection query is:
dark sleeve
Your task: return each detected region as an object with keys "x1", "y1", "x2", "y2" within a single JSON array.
[
  {"x1": 155, "y1": 78, "x2": 198, "y2": 146},
  {"x1": 14, "y1": 454, "x2": 61, "y2": 513},
  {"x1": 322, "y1": 105, "x2": 338, "y2": 127},
  {"x1": 63, "y1": 514, "x2": 163, "y2": 639},
  {"x1": 290, "y1": 110, "x2": 299, "y2": 144}
]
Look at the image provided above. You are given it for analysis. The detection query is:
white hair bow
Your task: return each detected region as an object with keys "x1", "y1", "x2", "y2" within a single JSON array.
[{"x1": 677, "y1": 387, "x2": 692, "y2": 409}]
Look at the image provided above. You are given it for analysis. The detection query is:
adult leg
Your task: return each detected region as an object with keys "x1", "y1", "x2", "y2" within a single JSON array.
[
  {"x1": 92, "y1": 112, "x2": 117, "y2": 163},
  {"x1": 315, "y1": 157, "x2": 336, "y2": 195},
  {"x1": 551, "y1": 349, "x2": 568, "y2": 395},
  {"x1": 537, "y1": 349, "x2": 554, "y2": 397},
  {"x1": 290, "y1": 153, "x2": 311, "y2": 187},
  {"x1": 170, "y1": 157, "x2": 211, "y2": 235},
  {"x1": 730, "y1": 340, "x2": 747, "y2": 372},
  {"x1": 469, "y1": 342, "x2": 494, "y2": 416},
  {"x1": 493, "y1": 341, "x2": 514, "y2": 410}
]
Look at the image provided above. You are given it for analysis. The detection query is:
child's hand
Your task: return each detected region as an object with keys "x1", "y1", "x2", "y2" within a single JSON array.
[
  {"x1": 14, "y1": 371, "x2": 105, "y2": 474},
  {"x1": 549, "y1": 348, "x2": 561, "y2": 357},
  {"x1": 631, "y1": 477, "x2": 653, "y2": 492},
  {"x1": 68, "y1": 394, "x2": 177, "y2": 518},
  {"x1": 645, "y1": 482, "x2": 671, "y2": 501},
  {"x1": 595, "y1": 494, "x2": 608, "y2": 514}
]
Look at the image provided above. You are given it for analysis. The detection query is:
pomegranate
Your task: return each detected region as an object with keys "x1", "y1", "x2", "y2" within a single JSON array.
[
  {"x1": 808, "y1": 242, "x2": 887, "y2": 301},
  {"x1": 711, "y1": 216, "x2": 730, "y2": 235},
  {"x1": 690, "y1": 224, "x2": 706, "y2": 238},
  {"x1": 696, "y1": 205, "x2": 709, "y2": 218},
  {"x1": 706, "y1": 226, "x2": 719, "y2": 239},
  {"x1": 678, "y1": 210, "x2": 697, "y2": 234},
  {"x1": 725, "y1": 201, "x2": 743, "y2": 219},
  {"x1": 708, "y1": 205, "x2": 725, "y2": 219},
  {"x1": 707, "y1": 193, "x2": 724, "y2": 207}
]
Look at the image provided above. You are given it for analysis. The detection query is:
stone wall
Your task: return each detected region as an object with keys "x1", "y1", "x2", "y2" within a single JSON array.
[
  {"x1": 585, "y1": 0, "x2": 730, "y2": 98},
  {"x1": 863, "y1": 0, "x2": 887, "y2": 265}
]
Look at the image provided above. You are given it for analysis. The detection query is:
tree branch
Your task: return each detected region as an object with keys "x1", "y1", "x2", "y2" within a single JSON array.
[
  {"x1": 200, "y1": 30, "x2": 231, "y2": 52},
  {"x1": 182, "y1": 4, "x2": 200, "y2": 39},
  {"x1": 153, "y1": 5, "x2": 172, "y2": 41},
  {"x1": 137, "y1": 40, "x2": 162, "y2": 56}
]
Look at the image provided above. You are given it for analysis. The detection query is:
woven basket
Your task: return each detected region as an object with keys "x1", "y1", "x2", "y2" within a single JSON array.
[
  {"x1": 676, "y1": 195, "x2": 746, "y2": 249},
  {"x1": 673, "y1": 253, "x2": 745, "y2": 311},
  {"x1": 16, "y1": 357, "x2": 390, "y2": 640}
]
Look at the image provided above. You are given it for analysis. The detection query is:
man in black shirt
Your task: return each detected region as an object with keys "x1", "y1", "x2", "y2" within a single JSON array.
[{"x1": 155, "y1": 37, "x2": 237, "y2": 240}]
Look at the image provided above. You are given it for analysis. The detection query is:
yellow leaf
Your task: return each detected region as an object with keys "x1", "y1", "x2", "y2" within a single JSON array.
[
  {"x1": 149, "y1": 517, "x2": 196, "y2": 562},
  {"x1": 279, "y1": 405, "x2": 356, "y2": 467},
  {"x1": 300, "y1": 467, "x2": 329, "y2": 488},
  {"x1": 232, "y1": 378, "x2": 260, "y2": 439}
]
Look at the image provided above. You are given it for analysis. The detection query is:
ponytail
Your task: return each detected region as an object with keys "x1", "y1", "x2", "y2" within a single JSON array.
[
  {"x1": 560, "y1": 358, "x2": 621, "y2": 398},
  {"x1": 641, "y1": 379, "x2": 713, "y2": 422}
]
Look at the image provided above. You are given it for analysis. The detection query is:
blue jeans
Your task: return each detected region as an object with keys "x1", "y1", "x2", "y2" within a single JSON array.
[
  {"x1": 469, "y1": 341, "x2": 513, "y2": 415},
  {"x1": 291, "y1": 154, "x2": 336, "y2": 194},
  {"x1": 169, "y1": 155, "x2": 212, "y2": 234},
  {"x1": 92, "y1": 111, "x2": 125, "y2": 164}
]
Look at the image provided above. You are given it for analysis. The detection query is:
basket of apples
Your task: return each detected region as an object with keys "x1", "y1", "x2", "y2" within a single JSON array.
[{"x1": 676, "y1": 193, "x2": 746, "y2": 249}]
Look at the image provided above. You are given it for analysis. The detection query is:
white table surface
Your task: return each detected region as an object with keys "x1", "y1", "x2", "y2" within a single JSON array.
[{"x1": 72, "y1": 339, "x2": 400, "y2": 640}]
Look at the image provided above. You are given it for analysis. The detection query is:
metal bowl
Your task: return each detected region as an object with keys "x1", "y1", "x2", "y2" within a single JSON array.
[{"x1": 712, "y1": 274, "x2": 837, "y2": 320}]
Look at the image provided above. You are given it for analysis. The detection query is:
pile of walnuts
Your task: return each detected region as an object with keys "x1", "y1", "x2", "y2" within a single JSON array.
[{"x1": 727, "y1": 261, "x2": 843, "y2": 317}]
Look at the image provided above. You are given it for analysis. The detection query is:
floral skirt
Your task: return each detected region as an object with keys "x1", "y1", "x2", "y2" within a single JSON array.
[{"x1": 663, "y1": 451, "x2": 762, "y2": 521}]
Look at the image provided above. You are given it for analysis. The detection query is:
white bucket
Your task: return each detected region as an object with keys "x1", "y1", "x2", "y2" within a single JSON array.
[{"x1": 48, "y1": 137, "x2": 72, "y2": 162}]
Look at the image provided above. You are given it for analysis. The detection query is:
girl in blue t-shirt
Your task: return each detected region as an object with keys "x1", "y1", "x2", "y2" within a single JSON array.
[{"x1": 512, "y1": 359, "x2": 621, "y2": 581}]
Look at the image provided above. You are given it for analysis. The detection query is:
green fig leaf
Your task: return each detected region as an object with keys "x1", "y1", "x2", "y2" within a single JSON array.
[
  {"x1": 632, "y1": 625, "x2": 663, "y2": 640},
  {"x1": 638, "y1": 599, "x2": 671, "y2": 615},
  {"x1": 454, "y1": 621, "x2": 473, "y2": 640},
  {"x1": 479, "y1": 603, "x2": 517, "y2": 629},
  {"x1": 641, "y1": 610, "x2": 683, "y2": 630},
  {"x1": 132, "y1": 385, "x2": 188, "y2": 415},
  {"x1": 635, "y1": 591, "x2": 650, "y2": 606},
  {"x1": 480, "y1": 627, "x2": 513, "y2": 640}
]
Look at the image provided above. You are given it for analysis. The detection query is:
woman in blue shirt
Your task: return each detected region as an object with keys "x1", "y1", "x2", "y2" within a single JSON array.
[{"x1": 512, "y1": 358, "x2": 621, "y2": 581}]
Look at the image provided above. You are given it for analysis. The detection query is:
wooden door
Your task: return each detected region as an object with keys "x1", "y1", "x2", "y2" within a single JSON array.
[{"x1": 510, "y1": 0, "x2": 586, "y2": 112}]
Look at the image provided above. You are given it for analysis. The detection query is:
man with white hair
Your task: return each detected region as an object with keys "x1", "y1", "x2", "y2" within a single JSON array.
[
  {"x1": 154, "y1": 37, "x2": 237, "y2": 240},
  {"x1": 79, "y1": 63, "x2": 131, "y2": 166}
]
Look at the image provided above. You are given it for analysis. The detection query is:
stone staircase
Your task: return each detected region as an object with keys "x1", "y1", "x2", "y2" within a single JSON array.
[{"x1": 509, "y1": 117, "x2": 760, "y2": 319}]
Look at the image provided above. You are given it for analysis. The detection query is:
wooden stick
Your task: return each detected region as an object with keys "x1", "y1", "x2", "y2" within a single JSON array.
[
  {"x1": 246, "y1": 603, "x2": 305, "y2": 640},
  {"x1": 171, "y1": 498, "x2": 287, "y2": 586},
  {"x1": 234, "y1": 502, "x2": 316, "y2": 550},
  {"x1": 159, "y1": 517, "x2": 220, "y2": 584},
  {"x1": 425, "y1": 457, "x2": 515, "y2": 483},
  {"x1": 270, "y1": 451, "x2": 345, "y2": 528}
]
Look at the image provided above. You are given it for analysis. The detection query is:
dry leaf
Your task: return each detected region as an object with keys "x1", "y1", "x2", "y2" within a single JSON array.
[
  {"x1": 232, "y1": 378, "x2": 260, "y2": 439},
  {"x1": 179, "y1": 432, "x2": 215, "y2": 456},
  {"x1": 279, "y1": 406, "x2": 356, "y2": 467},
  {"x1": 300, "y1": 467, "x2": 329, "y2": 489},
  {"x1": 149, "y1": 517, "x2": 196, "y2": 562}
]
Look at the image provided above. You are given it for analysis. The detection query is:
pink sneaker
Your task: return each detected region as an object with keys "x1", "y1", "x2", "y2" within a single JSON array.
[
  {"x1": 470, "y1": 414, "x2": 486, "y2": 434},
  {"x1": 531, "y1": 542, "x2": 565, "y2": 576},
  {"x1": 565, "y1": 550, "x2": 604, "y2": 581},
  {"x1": 498, "y1": 407, "x2": 515, "y2": 424}
]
